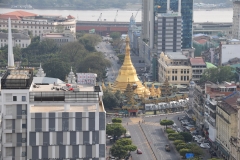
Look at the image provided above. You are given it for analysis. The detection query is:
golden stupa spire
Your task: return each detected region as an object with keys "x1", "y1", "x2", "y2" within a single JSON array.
[
  {"x1": 155, "y1": 87, "x2": 161, "y2": 97},
  {"x1": 111, "y1": 36, "x2": 150, "y2": 96},
  {"x1": 101, "y1": 80, "x2": 106, "y2": 90},
  {"x1": 150, "y1": 84, "x2": 156, "y2": 97}
]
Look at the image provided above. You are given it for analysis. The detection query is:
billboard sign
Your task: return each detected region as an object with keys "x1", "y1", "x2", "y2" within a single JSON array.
[
  {"x1": 185, "y1": 153, "x2": 194, "y2": 159},
  {"x1": 77, "y1": 73, "x2": 96, "y2": 85}
]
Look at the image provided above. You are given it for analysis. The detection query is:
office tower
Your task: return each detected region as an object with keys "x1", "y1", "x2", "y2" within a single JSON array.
[
  {"x1": 155, "y1": 0, "x2": 193, "y2": 49},
  {"x1": 233, "y1": 0, "x2": 240, "y2": 39},
  {"x1": 156, "y1": 0, "x2": 182, "y2": 52},
  {"x1": 142, "y1": 0, "x2": 150, "y2": 41}
]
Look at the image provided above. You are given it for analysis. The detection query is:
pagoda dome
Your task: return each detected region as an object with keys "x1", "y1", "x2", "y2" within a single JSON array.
[{"x1": 112, "y1": 36, "x2": 150, "y2": 96}]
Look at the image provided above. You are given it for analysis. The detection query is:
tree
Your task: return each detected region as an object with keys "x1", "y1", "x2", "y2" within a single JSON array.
[
  {"x1": 42, "y1": 57, "x2": 70, "y2": 80},
  {"x1": 110, "y1": 138, "x2": 137, "y2": 159},
  {"x1": 112, "y1": 118, "x2": 122, "y2": 123},
  {"x1": 200, "y1": 66, "x2": 235, "y2": 83},
  {"x1": 180, "y1": 132, "x2": 193, "y2": 142},
  {"x1": 110, "y1": 32, "x2": 121, "y2": 40},
  {"x1": 78, "y1": 53, "x2": 111, "y2": 80},
  {"x1": 106, "y1": 123, "x2": 126, "y2": 140},
  {"x1": 79, "y1": 34, "x2": 101, "y2": 52},
  {"x1": 117, "y1": 54, "x2": 125, "y2": 64},
  {"x1": 103, "y1": 89, "x2": 120, "y2": 109},
  {"x1": 179, "y1": 148, "x2": 191, "y2": 157},
  {"x1": 160, "y1": 119, "x2": 174, "y2": 128},
  {"x1": 176, "y1": 143, "x2": 186, "y2": 151},
  {"x1": 173, "y1": 140, "x2": 185, "y2": 146}
]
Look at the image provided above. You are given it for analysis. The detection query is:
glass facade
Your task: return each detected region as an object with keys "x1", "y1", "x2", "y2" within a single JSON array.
[{"x1": 154, "y1": 0, "x2": 193, "y2": 49}]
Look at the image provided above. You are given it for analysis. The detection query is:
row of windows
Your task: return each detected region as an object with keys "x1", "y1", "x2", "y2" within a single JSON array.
[
  {"x1": 13, "y1": 96, "x2": 26, "y2": 101},
  {"x1": 170, "y1": 76, "x2": 190, "y2": 81},
  {"x1": 54, "y1": 39, "x2": 69, "y2": 42},
  {"x1": 0, "y1": 43, "x2": 28, "y2": 48},
  {"x1": 0, "y1": 25, "x2": 52, "y2": 29}
]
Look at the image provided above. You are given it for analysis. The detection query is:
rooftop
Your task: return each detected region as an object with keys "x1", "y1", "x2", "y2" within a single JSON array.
[
  {"x1": 30, "y1": 104, "x2": 104, "y2": 113},
  {"x1": 190, "y1": 57, "x2": 206, "y2": 66},
  {"x1": 206, "y1": 62, "x2": 217, "y2": 69},
  {"x1": 166, "y1": 52, "x2": 188, "y2": 60},
  {"x1": 0, "y1": 31, "x2": 30, "y2": 40},
  {"x1": 1, "y1": 10, "x2": 37, "y2": 18},
  {"x1": 31, "y1": 83, "x2": 95, "y2": 92}
]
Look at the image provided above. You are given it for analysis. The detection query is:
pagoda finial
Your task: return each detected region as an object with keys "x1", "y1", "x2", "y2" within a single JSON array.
[
  {"x1": 40, "y1": 63, "x2": 42, "y2": 68},
  {"x1": 71, "y1": 66, "x2": 72, "y2": 72}
]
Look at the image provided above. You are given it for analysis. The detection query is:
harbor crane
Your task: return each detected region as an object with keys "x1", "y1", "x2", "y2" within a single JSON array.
[
  {"x1": 97, "y1": 13, "x2": 102, "y2": 21},
  {"x1": 114, "y1": 10, "x2": 118, "y2": 22},
  {"x1": 134, "y1": 8, "x2": 140, "y2": 19}
]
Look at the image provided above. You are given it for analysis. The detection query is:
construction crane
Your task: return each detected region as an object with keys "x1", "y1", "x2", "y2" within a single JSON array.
[
  {"x1": 97, "y1": 13, "x2": 102, "y2": 21},
  {"x1": 134, "y1": 8, "x2": 140, "y2": 19},
  {"x1": 114, "y1": 10, "x2": 118, "y2": 22}
]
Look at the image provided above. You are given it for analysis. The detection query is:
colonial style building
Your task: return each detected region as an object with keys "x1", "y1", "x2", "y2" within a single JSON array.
[
  {"x1": 0, "y1": 30, "x2": 31, "y2": 48},
  {"x1": 158, "y1": 52, "x2": 192, "y2": 85},
  {"x1": 0, "y1": 10, "x2": 76, "y2": 37},
  {"x1": 40, "y1": 29, "x2": 77, "y2": 46},
  {"x1": 216, "y1": 92, "x2": 239, "y2": 160}
]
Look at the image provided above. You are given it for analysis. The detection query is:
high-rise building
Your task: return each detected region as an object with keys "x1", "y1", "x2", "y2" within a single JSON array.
[
  {"x1": 232, "y1": 0, "x2": 240, "y2": 39},
  {"x1": 155, "y1": 0, "x2": 193, "y2": 49},
  {"x1": 1, "y1": 18, "x2": 106, "y2": 160}
]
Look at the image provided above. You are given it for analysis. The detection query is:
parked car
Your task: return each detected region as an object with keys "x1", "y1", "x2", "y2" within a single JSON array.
[
  {"x1": 172, "y1": 123, "x2": 177, "y2": 128},
  {"x1": 177, "y1": 128, "x2": 183, "y2": 133},
  {"x1": 200, "y1": 143, "x2": 210, "y2": 149},
  {"x1": 137, "y1": 149, "x2": 142, "y2": 154},
  {"x1": 165, "y1": 144, "x2": 171, "y2": 152}
]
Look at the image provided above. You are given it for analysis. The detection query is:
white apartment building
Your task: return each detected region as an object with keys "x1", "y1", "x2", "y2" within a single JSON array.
[
  {"x1": 0, "y1": 11, "x2": 76, "y2": 37},
  {"x1": 40, "y1": 29, "x2": 76, "y2": 46},
  {"x1": 1, "y1": 18, "x2": 106, "y2": 160},
  {"x1": 0, "y1": 30, "x2": 31, "y2": 49}
]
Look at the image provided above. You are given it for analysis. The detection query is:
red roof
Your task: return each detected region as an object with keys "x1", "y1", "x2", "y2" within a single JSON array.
[
  {"x1": 194, "y1": 39, "x2": 208, "y2": 44},
  {"x1": 190, "y1": 57, "x2": 206, "y2": 66},
  {"x1": 0, "y1": 14, "x2": 21, "y2": 20},
  {"x1": 3, "y1": 10, "x2": 37, "y2": 17},
  {"x1": 67, "y1": 15, "x2": 75, "y2": 19}
]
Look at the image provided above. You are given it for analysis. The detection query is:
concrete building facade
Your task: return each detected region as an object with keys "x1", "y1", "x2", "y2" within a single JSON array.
[
  {"x1": 232, "y1": 0, "x2": 240, "y2": 39},
  {"x1": 0, "y1": 11, "x2": 76, "y2": 37},
  {"x1": 158, "y1": 52, "x2": 192, "y2": 85},
  {"x1": 0, "y1": 31, "x2": 31, "y2": 49},
  {"x1": 40, "y1": 29, "x2": 77, "y2": 46},
  {"x1": 190, "y1": 57, "x2": 206, "y2": 83}
]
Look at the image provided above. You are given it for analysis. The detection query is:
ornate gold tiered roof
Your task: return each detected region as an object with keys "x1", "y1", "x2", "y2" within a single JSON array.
[{"x1": 112, "y1": 36, "x2": 150, "y2": 96}]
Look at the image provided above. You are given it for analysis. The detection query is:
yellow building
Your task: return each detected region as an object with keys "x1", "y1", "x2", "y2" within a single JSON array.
[
  {"x1": 112, "y1": 36, "x2": 150, "y2": 96},
  {"x1": 158, "y1": 52, "x2": 192, "y2": 85},
  {"x1": 216, "y1": 92, "x2": 239, "y2": 160}
]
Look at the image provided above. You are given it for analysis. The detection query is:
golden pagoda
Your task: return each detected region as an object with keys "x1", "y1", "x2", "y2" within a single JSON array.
[{"x1": 112, "y1": 36, "x2": 150, "y2": 96}]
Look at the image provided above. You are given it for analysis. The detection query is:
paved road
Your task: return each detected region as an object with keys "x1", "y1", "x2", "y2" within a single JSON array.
[{"x1": 96, "y1": 41, "x2": 120, "y2": 82}]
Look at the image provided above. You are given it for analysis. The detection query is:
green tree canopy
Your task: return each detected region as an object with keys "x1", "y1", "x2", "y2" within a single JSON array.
[
  {"x1": 106, "y1": 123, "x2": 126, "y2": 140},
  {"x1": 160, "y1": 119, "x2": 174, "y2": 128},
  {"x1": 179, "y1": 132, "x2": 193, "y2": 142},
  {"x1": 110, "y1": 138, "x2": 137, "y2": 159},
  {"x1": 112, "y1": 118, "x2": 122, "y2": 123},
  {"x1": 200, "y1": 66, "x2": 235, "y2": 83},
  {"x1": 103, "y1": 89, "x2": 120, "y2": 109},
  {"x1": 110, "y1": 32, "x2": 121, "y2": 40}
]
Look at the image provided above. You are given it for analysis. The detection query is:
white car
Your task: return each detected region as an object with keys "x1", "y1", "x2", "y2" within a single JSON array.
[
  {"x1": 177, "y1": 128, "x2": 182, "y2": 132},
  {"x1": 200, "y1": 143, "x2": 210, "y2": 149},
  {"x1": 172, "y1": 123, "x2": 177, "y2": 128}
]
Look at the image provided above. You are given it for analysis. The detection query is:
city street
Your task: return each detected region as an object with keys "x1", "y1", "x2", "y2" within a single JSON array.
[
  {"x1": 96, "y1": 41, "x2": 120, "y2": 82},
  {"x1": 107, "y1": 112, "x2": 212, "y2": 160}
]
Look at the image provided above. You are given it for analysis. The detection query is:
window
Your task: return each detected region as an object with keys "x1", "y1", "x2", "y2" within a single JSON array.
[
  {"x1": 172, "y1": 76, "x2": 174, "y2": 81},
  {"x1": 13, "y1": 96, "x2": 17, "y2": 101},
  {"x1": 181, "y1": 69, "x2": 183, "y2": 74},
  {"x1": 175, "y1": 70, "x2": 177, "y2": 74},
  {"x1": 22, "y1": 96, "x2": 26, "y2": 101},
  {"x1": 22, "y1": 110, "x2": 26, "y2": 115},
  {"x1": 22, "y1": 152, "x2": 26, "y2": 157},
  {"x1": 22, "y1": 138, "x2": 26, "y2": 143},
  {"x1": 22, "y1": 124, "x2": 27, "y2": 128},
  {"x1": 187, "y1": 69, "x2": 189, "y2": 74},
  {"x1": 175, "y1": 76, "x2": 177, "y2": 81},
  {"x1": 172, "y1": 70, "x2": 174, "y2": 74}
]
